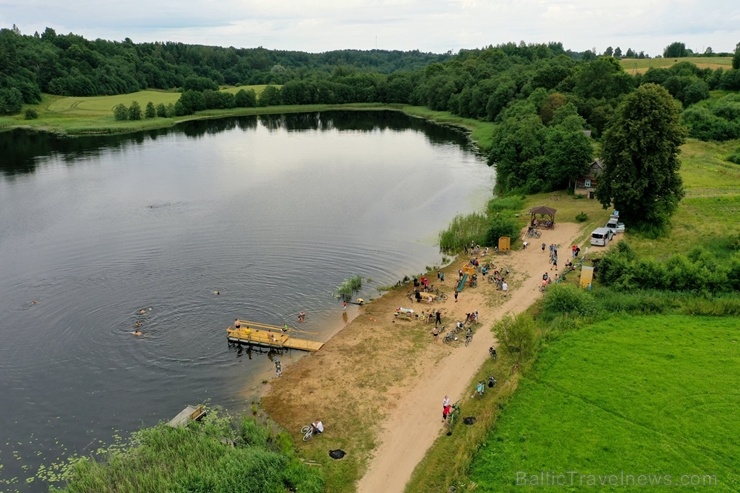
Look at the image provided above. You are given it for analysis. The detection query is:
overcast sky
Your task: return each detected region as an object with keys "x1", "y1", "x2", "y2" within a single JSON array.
[{"x1": 2, "y1": 0, "x2": 738, "y2": 56}]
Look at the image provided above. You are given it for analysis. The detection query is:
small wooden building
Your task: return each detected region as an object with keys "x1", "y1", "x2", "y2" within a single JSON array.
[{"x1": 575, "y1": 159, "x2": 604, "y2": 198}]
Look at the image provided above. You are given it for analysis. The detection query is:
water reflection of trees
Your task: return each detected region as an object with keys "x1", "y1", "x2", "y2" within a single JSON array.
[{"x1": 1, "y1": 111, "x2": 470, "y2": 177}]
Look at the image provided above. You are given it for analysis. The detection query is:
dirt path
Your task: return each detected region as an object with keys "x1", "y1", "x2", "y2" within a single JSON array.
[
  {"x1": 262, "y1": 224, "x2": 584, "y2": 493},
  {"x1": 356, "y1": 224, "x2": 583, "y2": 493}
]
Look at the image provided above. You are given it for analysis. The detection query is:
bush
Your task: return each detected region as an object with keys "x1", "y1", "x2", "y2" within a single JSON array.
[
  {"x1": 128, "y1": 101, "x2": 142, "y2": 120},
  {"x1": 145, "y1": 101, "x2": 156, "y2": 118},
  {"x1": 542, "y1": 284, "x2": 596, "y2": 318},
  {"x1": 485, "y1": 215, "x2": 519, "y2": 247},
  {"x1": 156, "y1": 103, "x2": 167, "y2": 118},
  {"x1": 112, "y1": 103, "x2": 128, "y2": 121},
  {"x1": 494, "y1": 314, "x2": 537, "y2": 361},
  {"x1": 575, "y1": 211, "x2": 588, "y2": 222},
  {"x1": 728, "y1": 148, "x2": 740, "y2": 164},
  {"x1": 24, "y1": 108, "x2": 38, "y2": 120}
]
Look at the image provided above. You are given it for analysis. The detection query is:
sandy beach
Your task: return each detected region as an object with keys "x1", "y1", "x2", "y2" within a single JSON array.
[{"x1": 262, "y1": 223, "x2": 584, "y2": 492}]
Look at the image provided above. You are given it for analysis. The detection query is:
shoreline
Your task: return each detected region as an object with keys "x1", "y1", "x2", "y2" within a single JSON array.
[
  {"x1": 1, "y1": 103, "x2": 494, "y2": 153},
  {"x1": 262, "y1": 223, "x2": 585, "y2": 492}
]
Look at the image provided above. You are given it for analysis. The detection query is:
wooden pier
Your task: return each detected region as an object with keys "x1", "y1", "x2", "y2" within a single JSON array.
[
  {"x1": 167, "y1": 404, "x2": 206, "y2": 428},
  {"x1": 227, "y1": 320, "x2": 323, "y2": 352}
]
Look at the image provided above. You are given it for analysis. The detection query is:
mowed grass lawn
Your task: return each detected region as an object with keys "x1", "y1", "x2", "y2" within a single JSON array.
[
  {"x1": 468, "y1": 315, "x2": 739, "y2": 492},
  {"x1": 620, "y1": 57, "x2": 733, "y2": 74}
]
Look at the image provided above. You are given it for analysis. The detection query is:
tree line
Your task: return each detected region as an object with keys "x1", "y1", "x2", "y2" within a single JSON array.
[{"x1": 2, "y1": 25, "x2": 739, "y2": 228}]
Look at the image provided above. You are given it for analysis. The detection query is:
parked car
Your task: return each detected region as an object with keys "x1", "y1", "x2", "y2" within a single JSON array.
[
  {"x1": 590, "y1": 227, "x2": 614, "y2": 246},
  {"x1": 605, "y1": 219, "x2": 626, "y2": 234}
]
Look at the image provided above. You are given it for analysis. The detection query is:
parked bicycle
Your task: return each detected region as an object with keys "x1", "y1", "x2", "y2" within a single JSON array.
[
  {"x1": 464, "y1": 327, "x2": 473, "y2": 346},
  {"x1": 443, "y1": 331, "x2": 457, "y2": 344},
  {"x1": 300, "y1": 425, "x2": 314, "y2": 441},
  {"x1": 446, "y1": 402, "x2": 461, "y2": 435}
]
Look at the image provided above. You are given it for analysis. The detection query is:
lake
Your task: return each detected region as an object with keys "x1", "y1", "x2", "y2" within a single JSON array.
[{"x1": 0, "y1": 111, "x2": 494, "y2": 490}]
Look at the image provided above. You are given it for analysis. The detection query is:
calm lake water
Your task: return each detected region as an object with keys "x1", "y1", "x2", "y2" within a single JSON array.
[{"x1": 0, "y1": 111, "x2": 494, "y2": 490}]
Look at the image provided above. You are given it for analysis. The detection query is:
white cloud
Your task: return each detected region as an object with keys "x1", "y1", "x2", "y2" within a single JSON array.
[{"x1": 1, "y1": 0, "x2": 738, "y2": 55}]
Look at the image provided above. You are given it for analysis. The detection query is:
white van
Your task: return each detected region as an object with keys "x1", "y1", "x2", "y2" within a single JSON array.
[{"x1": 590, "y1": 227, "x2": 614, "y2": 246}]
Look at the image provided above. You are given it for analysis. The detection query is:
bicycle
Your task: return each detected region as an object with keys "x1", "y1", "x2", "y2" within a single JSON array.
[
  {"x1": 443, "y1": 331, "x2": 457, "y2": 344},
  {"x1": 527, "y1": 228, "x2": 542, "y2": 238},
  {"x1": 300, "y1": 425, "x2": 314, "y2": 441},
  {"x1": 464, "y1": 328, "x2": 473, "y2": 346},
  {"x1": 446, "y1": 402, "x2": 460, "y2": 435}
]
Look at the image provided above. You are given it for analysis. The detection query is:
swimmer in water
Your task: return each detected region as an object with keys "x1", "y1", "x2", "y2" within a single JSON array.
[
  {"x1": 134, "y1": 321, "x2": 143, "y2": 328},
  {"x1": 138, "y1": 309, "x2": 147, "y2": 315},
  {"x1": 132, "y1": 330, "x2": 143, "y2": 336}
]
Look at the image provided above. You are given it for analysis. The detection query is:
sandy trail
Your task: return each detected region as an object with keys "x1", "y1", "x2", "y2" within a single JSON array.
[{"x1": 356, "y1": 223, "x2": 583, "y2": 493}]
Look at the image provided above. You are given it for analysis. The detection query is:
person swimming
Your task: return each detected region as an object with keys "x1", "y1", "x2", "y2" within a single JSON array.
[{"x1": 132, "y1": 330, "x2": 143, "y2": 336}]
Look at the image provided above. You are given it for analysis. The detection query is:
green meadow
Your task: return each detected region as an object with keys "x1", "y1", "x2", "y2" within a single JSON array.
[
  {"x1": 0, "y1": 87, "x2": 269, "y2": 135},
  {"x1": 468, "y1": 315, "x2": 739, "y2": 492},
  {"x1": 620, "y1": 57, "x2": 733, "y2": 74}
]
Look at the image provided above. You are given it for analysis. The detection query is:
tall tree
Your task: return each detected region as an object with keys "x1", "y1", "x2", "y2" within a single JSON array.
[
  {"x1": 595, "y1": 84, "x2": 687, "y2": 230},
  {"x1": 664, "y1": 42, "x2": 688, "y2": 58},
  {"x1": 733, "y1": 42, "x2": 740, "y2": 70}
]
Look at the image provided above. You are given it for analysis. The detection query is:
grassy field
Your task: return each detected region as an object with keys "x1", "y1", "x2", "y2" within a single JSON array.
[
  {"x1": 0, "y1": 87, "x2": 269, "y2": 135},
  {"x1": 625, "y1": 138, "x2": 740, "y2": 258},
  {"x1": 620, "y1": 57, "x2": 733, "y2": 74},
  {"x1": 466, "y1": 315, "x2": 739, "y2": 492}
]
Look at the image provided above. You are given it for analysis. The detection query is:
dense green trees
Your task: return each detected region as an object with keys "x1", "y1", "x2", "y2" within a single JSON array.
[
  {"x1": 0, "y1": 25, "x2": 450, "y2": 114},
  {"x1": 488, "y1": 97, "x2": 592, "y2": 193},
  {"x1": 681, "y1": 94, "x2": 740, "y2": 140},
  {"x1": 664, "y1": 42, "x2": 689, "y2": 58},
  {"x1": 595, "y1": 84, "x2": 687, "y2": 230}
]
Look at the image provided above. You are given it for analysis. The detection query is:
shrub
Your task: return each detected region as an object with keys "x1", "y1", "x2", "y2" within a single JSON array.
[
  {"x1": 145, "y1": 101, "x2": 156, "y2": 118},
  {"x1": 156, "y1": 103, "x2": 167, "y2": 117},
  {"x1": 728, "y1": 148, "x2": 740, "y2": 164},
  {"x1": 485, "y1": 215, "x2": 519, "y2": 247},
  {"x1": 24, "y1": 108, "x2": 38, "y2": 120},
  {"x1": 128, "y1": 101, "x2": 142, "y2": 120},
  {"x1": 112, "y1": 103, "x2": 128, "y2": 121},
  {"x1": 575, "y1": 211, "x2": 588, "y2": 222},
  {"x1": 542, "y1": 284, "x2": 596, "y2": 318},
  {"x1": 494, "y1": 314, "x2": 537, "y2": 361}
]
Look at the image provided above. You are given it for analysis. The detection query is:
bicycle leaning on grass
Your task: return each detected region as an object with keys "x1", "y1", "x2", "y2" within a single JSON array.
[{"x1": 300, "y1": 425, "x2": 314, "y2": 441}]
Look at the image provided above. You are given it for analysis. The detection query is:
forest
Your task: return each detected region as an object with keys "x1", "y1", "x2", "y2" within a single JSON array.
[{"x1": 2, "y1": 25, "x2": 739, "y2": 193}]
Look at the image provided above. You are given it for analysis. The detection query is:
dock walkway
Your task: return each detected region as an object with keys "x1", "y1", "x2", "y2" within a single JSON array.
[{"x1": 227, "y1": 320, "x2": 323, "y2": 352}]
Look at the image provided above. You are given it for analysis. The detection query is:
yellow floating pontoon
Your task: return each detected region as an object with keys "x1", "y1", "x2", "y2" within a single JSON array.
[{"x1": 227, "y1": 320, "x2": 323, "y2": 352}]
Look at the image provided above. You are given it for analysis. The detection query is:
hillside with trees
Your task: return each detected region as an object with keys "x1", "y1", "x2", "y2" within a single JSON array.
[{"x1": 2, "y1": 25, "x2": 739, "y2": 202}]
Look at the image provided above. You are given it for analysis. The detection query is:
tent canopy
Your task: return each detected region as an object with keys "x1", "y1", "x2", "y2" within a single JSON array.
[
  {"x1": 529, "y1": 206, "x2": 557, "y2": 216},
  {"x1": 529, "y1": 206, "x2": 557, "y2": 228}
]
